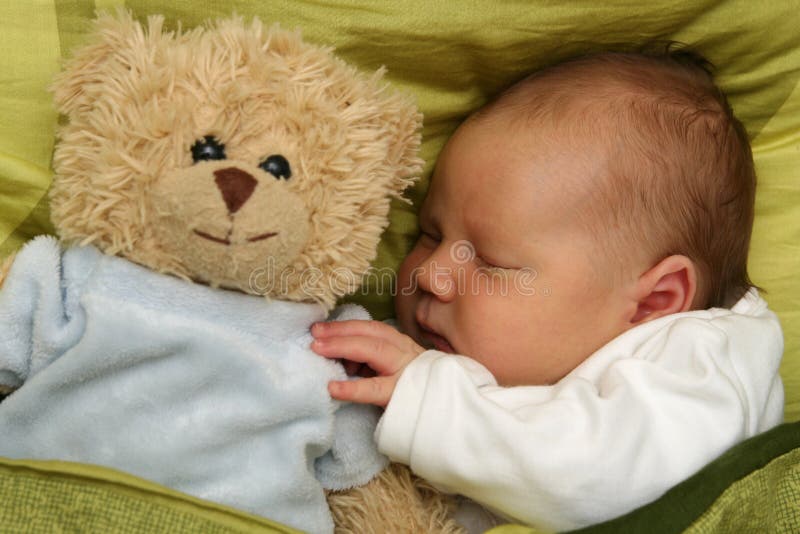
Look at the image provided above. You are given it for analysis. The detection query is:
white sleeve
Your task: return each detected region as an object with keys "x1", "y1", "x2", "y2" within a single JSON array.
[{"x1": 375, "y1": 312, "x2": 782, "y2": 532}]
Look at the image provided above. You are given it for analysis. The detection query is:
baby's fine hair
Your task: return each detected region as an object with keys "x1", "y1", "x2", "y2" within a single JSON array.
[{"x1": 479, "y1": 46, "x2": 756, "y2": 308}]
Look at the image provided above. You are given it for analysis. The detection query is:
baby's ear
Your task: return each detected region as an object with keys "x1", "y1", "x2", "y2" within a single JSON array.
[
  {"x1": 51, "y1": 10, "x2": 154, "y2": 116},
  {"x1": 630, "y1": 255, "x2": 698, "y2": 324}
]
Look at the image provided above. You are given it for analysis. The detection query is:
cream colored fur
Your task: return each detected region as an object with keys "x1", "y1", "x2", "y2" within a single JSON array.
[
  {"x1": 39, "y1": 10, "x2": 463, "y2": 532},
  {"x1": 328, "y1": 463, "x2": 465, "y2": 534},
  {"x1": 51, "y1": 11, "x2": 422, "y2": 309},
  {"x1": 0, "y1": 253, "x2": 13, "y2": 290},
  {"x1": 0, "y1": 254, "x2": 17, "y2": 397}
]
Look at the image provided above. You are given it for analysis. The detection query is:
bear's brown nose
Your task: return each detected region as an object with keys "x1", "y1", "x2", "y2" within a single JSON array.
[{"x1": 214, "y1": 167, "x2": 257, "y2": 214}]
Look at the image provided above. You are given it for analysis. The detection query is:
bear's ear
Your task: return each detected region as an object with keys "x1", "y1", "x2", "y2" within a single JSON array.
[
  {"x1": 379, "y1": 86, "x2": 424, "y2": 198},
  {"x1": 51, "y1": 10, "x2": 156, "y2": 117}
]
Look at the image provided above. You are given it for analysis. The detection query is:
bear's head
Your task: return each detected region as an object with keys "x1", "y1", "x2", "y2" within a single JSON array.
[{"x1": 51, "y1": 11, "x2": 422, "y2": 308}]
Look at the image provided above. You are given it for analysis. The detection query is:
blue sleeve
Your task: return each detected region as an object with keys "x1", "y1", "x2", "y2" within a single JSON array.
[
  {"x1": 314, "y1": 401, "x2": 388, "y2": 490},
  {"x1": 0, "y1": 236, "x2": 89, "y2": 387},
  {"x1": 313, "y1": 303, "x2": 389, "y2": 489}
]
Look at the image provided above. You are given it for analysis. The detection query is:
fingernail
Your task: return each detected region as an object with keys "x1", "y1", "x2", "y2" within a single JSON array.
[{"x1": 311, "y1": 322, "x2": 324, "y2": 336}]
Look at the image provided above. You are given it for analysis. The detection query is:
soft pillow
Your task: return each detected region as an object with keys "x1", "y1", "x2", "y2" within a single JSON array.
[{"x1": 1, "y1": 0, "x2": 797, "y2": 420}]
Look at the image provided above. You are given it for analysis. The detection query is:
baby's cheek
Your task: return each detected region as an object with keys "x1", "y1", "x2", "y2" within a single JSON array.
[{"x1": 457, "y1": 296, "x2": 505, "y2": 344}]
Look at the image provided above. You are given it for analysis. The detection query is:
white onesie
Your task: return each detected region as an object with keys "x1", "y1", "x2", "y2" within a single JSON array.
[{"x1": 376, "y1": 288, "x2": 784, "y2": 531}]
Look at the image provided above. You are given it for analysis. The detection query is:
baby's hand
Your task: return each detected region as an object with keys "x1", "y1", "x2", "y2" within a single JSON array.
[{"x1": 311, "y1": 320, "x2": 424, "y2": 407}]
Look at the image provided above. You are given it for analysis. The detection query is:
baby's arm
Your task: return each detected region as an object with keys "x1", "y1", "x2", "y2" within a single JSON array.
[
  {"x1": 370, "y1": 316, "x2": 781, "y2": 532},
  {"x1": 378, "y1": 352, "x2": 734, "y2": 530},
  {"x1": 312, "y1": 314, "x2": 782, "y2": 531}
]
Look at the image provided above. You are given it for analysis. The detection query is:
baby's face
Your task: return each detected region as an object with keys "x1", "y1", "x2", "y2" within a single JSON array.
[{"x1": 395, "y1": 118, "x2": 631, "y2": 385}]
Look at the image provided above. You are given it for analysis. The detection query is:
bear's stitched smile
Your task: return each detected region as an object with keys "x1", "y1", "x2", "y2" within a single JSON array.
[{"x1": 193, "y1": 229, "x2": 278, "y2": 245}]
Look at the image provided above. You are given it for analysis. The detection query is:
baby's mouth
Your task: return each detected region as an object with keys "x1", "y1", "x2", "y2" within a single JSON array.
[
  {"x1": 418, "y1": 323, "x2": 455, "y2": 354},
  {"x1": 415, "y1": 298, "x2": 455, "y2": 353},
  {"x1": 193, "y1": 229, "x2": 278, "y2": 245}
]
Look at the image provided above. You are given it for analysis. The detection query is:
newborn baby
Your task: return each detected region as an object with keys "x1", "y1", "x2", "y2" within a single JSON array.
[{"x1": 312, "y1": 49, "x2": 784, "y2": 530}]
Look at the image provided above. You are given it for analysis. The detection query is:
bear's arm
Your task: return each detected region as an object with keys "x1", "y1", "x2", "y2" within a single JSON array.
[
  {"x1": 313, "y1": 304, "x2": 389, "y2": 489},
  {"x1": 314, "y1": 401, "x2": 388, "y2": 490},
  {"x1": 0, "y1": 237, "x2": 87, "y2": 390}
]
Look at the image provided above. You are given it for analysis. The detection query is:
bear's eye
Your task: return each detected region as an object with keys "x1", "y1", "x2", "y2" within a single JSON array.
[
  {"x1": 259, "y1": 154, "x2": 292, "y2": 180},
  {"x1": 191, "y1": 136, "x2": 226, "y2": 163}
]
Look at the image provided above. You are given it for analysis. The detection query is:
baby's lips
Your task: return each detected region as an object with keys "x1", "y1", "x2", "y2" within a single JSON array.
[{"x1": 420, "y1": 328, "x2": 455, "y2": 354}]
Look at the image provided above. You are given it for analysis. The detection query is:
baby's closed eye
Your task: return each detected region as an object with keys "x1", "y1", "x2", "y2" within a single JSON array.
[{"x1": 418, "y1": 231, "x2": 441, "y2": 248}]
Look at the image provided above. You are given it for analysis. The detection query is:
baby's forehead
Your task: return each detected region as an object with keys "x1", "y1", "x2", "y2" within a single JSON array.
[
  {"x1": 430, "y1": 117, "x2": 608, "y2": 225},
  {"x1": 430, "y1": 54, "x2": 712, "y2": 220}
]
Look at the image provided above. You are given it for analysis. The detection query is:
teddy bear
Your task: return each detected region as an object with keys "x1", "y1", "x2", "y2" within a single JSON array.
[{"x1": 0, "y1": 11, "x2": 467, "y2": 534}]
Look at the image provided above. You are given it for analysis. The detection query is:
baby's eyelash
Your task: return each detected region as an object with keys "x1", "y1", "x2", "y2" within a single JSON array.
[
  {"x1": 476, "y1": 255, "x2": 498, "y2": 268},
  {"x1": 419, "y1": 230, "x2": 441, "y2": 243},
  {"x1": 477, "y1": 255, "x2": 512, "y2": 271}
]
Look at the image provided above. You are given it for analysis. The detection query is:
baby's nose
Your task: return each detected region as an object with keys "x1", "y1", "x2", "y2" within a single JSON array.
[
  {"x1": 214, "y1": 167, "x2": 258, "y2": 214},
  {"x1": 415, "y1": 248, "x2": 459, "y2": 301}
]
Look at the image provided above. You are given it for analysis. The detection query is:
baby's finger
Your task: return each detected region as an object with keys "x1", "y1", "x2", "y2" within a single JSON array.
[
  {"x1": 328, "y1": 376, "x2": 397, "y2": 407},
  {"x1": 312, "y1": 320, "x2": 424, "y2": 357},
  {"x1": 312, "y1": 320, "x2": 404, "y2": 344},
  {"x1": 311, "y1": 335, "x2": 405, "y2": 375}
]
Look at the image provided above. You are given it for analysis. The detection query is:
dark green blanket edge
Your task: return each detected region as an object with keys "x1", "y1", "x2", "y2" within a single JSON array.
[{"x1": 569, "y1": 421, "x2": 800, "y2": 534}]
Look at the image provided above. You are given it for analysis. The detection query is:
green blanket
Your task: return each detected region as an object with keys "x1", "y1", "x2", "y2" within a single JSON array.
[{"x1": 0, "y1": 457, "x2": 298, "y2": 533}]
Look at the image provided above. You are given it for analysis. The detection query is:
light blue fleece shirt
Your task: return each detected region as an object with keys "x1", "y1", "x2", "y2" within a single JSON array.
[{"x1": 0, "y1": 236, "x2": 387, "y2": 534}]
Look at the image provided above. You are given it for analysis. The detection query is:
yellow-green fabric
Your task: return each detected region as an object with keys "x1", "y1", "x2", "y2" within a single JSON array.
[
  {"x1": 685, "y1": 448, "x2": 800, "y2": 534},
  {"x1": 0, "y1": 457, "x2": 299, "y2": 533},
  {"x1": 0, "y1": 2, "x2": 59, "y2": 254}
]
